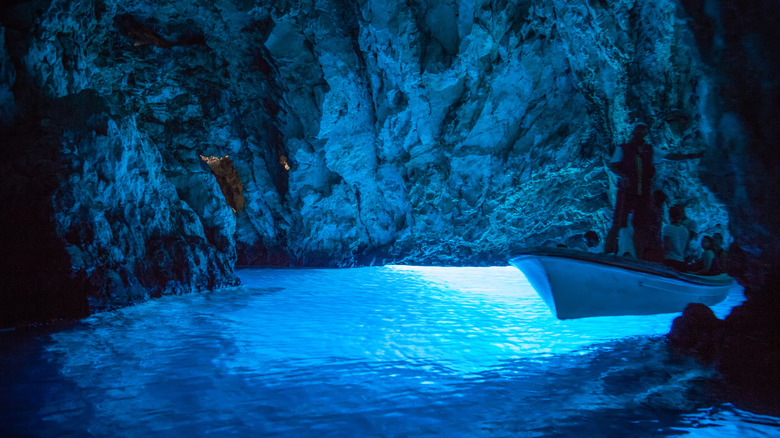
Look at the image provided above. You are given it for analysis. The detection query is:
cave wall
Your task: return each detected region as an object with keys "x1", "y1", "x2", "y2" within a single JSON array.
[
  {"x1": 680, "y1": 0, "x2": 780, "y2": 253},
  {"x1": 265, "y1": 0, "x2": 731, "y2": 267},
  {"x1": 1, "y1": 0, "x2": 776, "y2": 326}
]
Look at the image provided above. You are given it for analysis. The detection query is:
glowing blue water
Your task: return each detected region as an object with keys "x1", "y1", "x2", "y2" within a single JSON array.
[{"x1": 1, "y1": 266, "x2": 777, "y2": 437}]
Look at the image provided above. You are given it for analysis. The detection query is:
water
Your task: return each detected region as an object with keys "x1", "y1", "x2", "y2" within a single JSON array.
[{"x1": 1, "y1": 266, "x2": 777, "y2": 437}]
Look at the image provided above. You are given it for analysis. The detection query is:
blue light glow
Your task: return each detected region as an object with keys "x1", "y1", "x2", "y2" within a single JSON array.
[{"x1": 0, "y1": 267, "x2": 760, "y2": 437}]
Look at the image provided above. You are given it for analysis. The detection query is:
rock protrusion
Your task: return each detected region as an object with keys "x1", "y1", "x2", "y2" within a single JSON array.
[{"x1": 668, "y1": 275, "x2": 780, "y2": 415}]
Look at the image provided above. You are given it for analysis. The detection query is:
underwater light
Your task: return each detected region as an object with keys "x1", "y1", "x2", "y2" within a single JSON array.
[{"x1": 384, "y1": 265, "x2": 530, "y2": 298}]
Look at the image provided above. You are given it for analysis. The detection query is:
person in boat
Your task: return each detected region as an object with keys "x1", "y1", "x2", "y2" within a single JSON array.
[
  {"x1": 617, "y1": 214, "x2": 636, "y2": 257},
  {"x1": 711, "y1": 232, "x2": 728, "y2": 273},
  {"x1": 692, "y1": 235, "x2": 717, "y2": 274},
  {"x1": 566, "y1": 230, "x2": 602, "y2": 253},
  {"x1": 663, "y1": 205, "x2": 690, "y2": 271},
  {"x1": 676, "y1": 204, "x2": 701, "y2": 264},
  {"x1": 635, "y1": 189, "x2": 667, "y2": 262},
  {"x1": 605, "y1": 122, "x2": 705, "y2": 259},
  {"x1": 584, "y1": 230, "x2": 601, "y2": 253},
  {"x1": 605, "y1": 122, "x2": 657, "y2": 258},
  {"x1": 689, "y1": 236, "x2": 715, "y2": 275}
]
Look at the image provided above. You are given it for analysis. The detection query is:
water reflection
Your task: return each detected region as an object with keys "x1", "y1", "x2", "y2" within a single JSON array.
[{"x1": 0, "y1": 266, "x2": 772, "y2": 437}]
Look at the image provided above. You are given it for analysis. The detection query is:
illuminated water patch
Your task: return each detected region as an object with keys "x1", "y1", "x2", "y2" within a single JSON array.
[
  {"x1": 216, "y1": 265, "x2": 744, "y2": 374},
  {"x1": 0, "y1": 266, "x2": 766, "y2": 438}
]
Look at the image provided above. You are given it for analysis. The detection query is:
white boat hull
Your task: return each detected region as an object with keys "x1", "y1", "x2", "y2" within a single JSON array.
[{"x1": 510, "y1": 248, "x2": 735, "y2": 319}]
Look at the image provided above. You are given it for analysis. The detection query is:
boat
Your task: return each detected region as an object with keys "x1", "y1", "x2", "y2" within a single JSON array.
[{"x1": 509, "y1": 247, "x2": 736, "y2": 319}]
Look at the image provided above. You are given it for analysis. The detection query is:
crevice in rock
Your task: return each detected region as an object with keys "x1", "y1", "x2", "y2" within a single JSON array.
[
  {"x1": 200, "y1": 154, "x2": 244, "y2": 213},
  {"x1": 113, "y1": 13, "x2": 207, "y2": 49},
  {"x1": 114, "y1": 13, "x2": 176, "y2": 49}
]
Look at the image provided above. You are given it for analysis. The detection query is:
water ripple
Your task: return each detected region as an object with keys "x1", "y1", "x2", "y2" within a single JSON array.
[{"x1": 1, "y1": 266, "x2": 773, "y2": 437}]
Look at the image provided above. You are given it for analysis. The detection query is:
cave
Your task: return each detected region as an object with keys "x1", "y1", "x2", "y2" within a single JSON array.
[{"x1": 1, "y1": 0, "x2": 779, "y2": 432}]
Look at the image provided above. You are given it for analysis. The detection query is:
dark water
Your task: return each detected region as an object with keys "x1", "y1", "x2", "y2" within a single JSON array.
[{"x1": 1, "y1": 266, "x2": 778, "y2": 437}]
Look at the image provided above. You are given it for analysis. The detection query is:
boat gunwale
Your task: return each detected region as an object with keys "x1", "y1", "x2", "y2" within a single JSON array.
[{"x1": 510, "y1": 247, "x2": 734, "y2": 287}]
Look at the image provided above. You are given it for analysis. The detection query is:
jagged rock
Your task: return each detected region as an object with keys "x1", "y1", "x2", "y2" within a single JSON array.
[
  {"x1": 668, "y1": 303, "x2": 723, "y2": 363},
  {"x1": 668, "y1": 271, "x2": 780, "y2": 414}
]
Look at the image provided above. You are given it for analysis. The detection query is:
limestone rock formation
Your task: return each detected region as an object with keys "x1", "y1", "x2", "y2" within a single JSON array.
[{"x1": 1, "y1": 0, "x2": 779, "y2": 326}]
